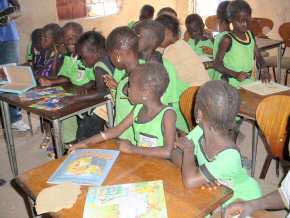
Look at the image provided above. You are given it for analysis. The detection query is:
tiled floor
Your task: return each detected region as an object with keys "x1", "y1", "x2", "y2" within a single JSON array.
[{"x1": 0, "y1": 112, "x2": 287, "y2": 218}]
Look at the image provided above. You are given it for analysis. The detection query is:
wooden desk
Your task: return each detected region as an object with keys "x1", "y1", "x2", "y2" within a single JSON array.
[
  {"x1": 0, "y1": 86, "x2": 114, "y2": 176},
  {"x1": 239, "y1": 88, "x2": 290, "y2": 176},
  {"x1": 256, "y1": 38, "x2": 283, "y2": 83},
  {"x1": 15, "y1": 140, "x2": 233, "y2": 218}
]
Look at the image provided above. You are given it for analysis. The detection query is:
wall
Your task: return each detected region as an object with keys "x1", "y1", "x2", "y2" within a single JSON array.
[{"x1": 15, "y1": 0, "x2": 290, "y2": 62}]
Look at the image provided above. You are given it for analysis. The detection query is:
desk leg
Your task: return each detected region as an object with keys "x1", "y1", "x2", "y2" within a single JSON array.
[
  {"x1": 251, "y1": 122, "x2": 258, "y2": 177},
  {"x1": 52, "y1": 119, "x2": 63, "y2": 158},
  {"x1": 106, "y1": 99, "x2": 114, "y2": 128},
  {"x1": 0, "y1": 100, "x2": 18, "y2": 176},
  {"x1": 277, "y1": 43, "x2": 282, "y2": 83}
]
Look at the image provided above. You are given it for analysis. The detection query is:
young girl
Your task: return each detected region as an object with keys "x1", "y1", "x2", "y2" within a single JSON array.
[
  {"x1": 70, "y1": 63, "x2": 176, "y2": 159},
  {"x1": 171, "y1": 80, "x2": 262, "y2": 208},
  {"x1": 26, "y1": 28, "x2": 44, "y2": 67},
  {"x1": 128, "y1": 4, "x2": 155, "y2": 29},
  {"x1": 185, "y1": 14, "x2": 214, "y2": 58},
  {"x1": 134, "y1": 20, "x2": 190, "y2": 133},
  {"x1": 214, "y1": 0, "x2": 270, "y2": 88}
]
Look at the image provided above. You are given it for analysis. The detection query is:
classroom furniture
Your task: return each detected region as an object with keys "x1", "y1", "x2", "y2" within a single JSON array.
[
  {"x1": 14, "y1": 140, "x2": 233, "y2": 218},
  {"x1": 265, "y1": 22, "x2": 290, "y2": 85},
  {"x1": 250, "y1": 18, "x2": 274, "y2": 39},
  {"x1": 255, "y1": 95, "x2": 290, "y2": 179},
  {"x1": 0, "y1": 86, "x2": 114, "y2": 177},
  {"x1": 239, "y1": 89, "x2": 290, "y2": 177},
  {"x1": 179, "y1": 86, "x2": 199, "y2": 130}
]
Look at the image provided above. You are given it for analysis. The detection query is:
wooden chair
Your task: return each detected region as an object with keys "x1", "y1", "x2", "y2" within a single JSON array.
[
  {"x1": 265, "y1": 22, "x2": 290, "y2": 85},
  {"x1": 205, "y1": 15, "x2": 219, "y2": 32},
  {"x1": 256, "y1": 95, "x2": 290, "y2": 179},
  {"x1": 250, "y1": 17, "x2": 274, "y2": 38},
  {"x1": 179, "y1": 86, "x2": 199, "y2": 130}
]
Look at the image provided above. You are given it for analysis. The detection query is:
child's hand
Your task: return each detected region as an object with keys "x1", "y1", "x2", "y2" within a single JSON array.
[
  {"x1": 103, "y1": 74, "x2": 117, "y2": 89},
  {"x1": 236, "y1": 72, "x2": 250, "y2": 81},
  {"x1": 38, "y1": 77, "x2": 52, "y2": 87},
  {"x1": 174, "y1": 137, "x2": 194, "y2": 152},
  {"x1": 201, "y1": 180, "x2": 221, "y2": 191},
  {"x1": 260, "y1": 69, "x2": 271, "y2": 83},
  {"x1": 118, "y1": 139, "x2": 135, "y2": 154},
  {"x1": 224, "y1": 201, "x2": 253, "y2": 218},
  {"x1": 201, "y1": 46, "x2": 213, "y2": 56},
  {"x1": 68, "y1": 142, "x2": 87, "y2": 154}
]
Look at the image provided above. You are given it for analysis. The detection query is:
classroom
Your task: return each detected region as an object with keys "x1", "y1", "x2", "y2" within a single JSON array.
[{"x1": 0, "y1": 0, "x2": 290, "y2": 217}]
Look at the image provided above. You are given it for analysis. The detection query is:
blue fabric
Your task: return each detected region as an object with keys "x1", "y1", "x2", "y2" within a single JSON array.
[{"x1": 0, "y1": 0, "x2": 19, "y2": 42}]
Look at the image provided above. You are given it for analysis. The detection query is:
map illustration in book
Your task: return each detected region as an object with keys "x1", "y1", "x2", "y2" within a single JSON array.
[
  {"x1": 48, "y1": 149, "x2": 120, "y2": 186},
  {"x1": 19, "y1": 86, "x2": 72, "y2": 101},
  {"x1": 83, "y1": 180, "x2": 168, "y2": 218}
]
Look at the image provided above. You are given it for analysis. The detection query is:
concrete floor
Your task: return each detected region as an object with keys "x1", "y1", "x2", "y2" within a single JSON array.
[{"x1": 0, "y1": 112, "x2": 288, "y2": 218}]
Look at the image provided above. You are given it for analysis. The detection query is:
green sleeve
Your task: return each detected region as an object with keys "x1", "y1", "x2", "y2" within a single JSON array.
[
  {"x1": 58, "y1": 56, "x2": 73, "y2": 78},
  {"x1": 26, "y1": 42, "x2": 33, "y2": 61}
]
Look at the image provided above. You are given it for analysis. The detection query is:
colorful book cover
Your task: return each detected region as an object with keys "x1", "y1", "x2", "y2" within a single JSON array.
[
  {"x1": 29, "y1": 97, "x2": 64, "y2": 111},
  {"x1": 48, "y1": 149, "x2": 120, "y2": 186},
  {"x1": 83, "y1": 180, "x2": 168, "y2": 218}
]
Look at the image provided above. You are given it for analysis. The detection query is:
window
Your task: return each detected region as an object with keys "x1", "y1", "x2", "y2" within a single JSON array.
[
  {"x1": 193, "y1": 0, "x2": 224, "y2": 17},
  {"x1": 56, "y1": 0, "x2": 122, "y2": 20}
]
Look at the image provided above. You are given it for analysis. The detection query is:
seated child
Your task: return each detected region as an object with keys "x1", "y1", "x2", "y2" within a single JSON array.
[
  {"x1": 185, "y1": 14, "x2": 214, "y2": 58},
  {"x1": 35, "y1": 23, "x2": 64, "y2": 79},
  {"x1": 214, "y1": 0, "x2": 270, "y2": 89},
  {"x1": 128, "y1": 4, "x2": 154, "y2": 29},
  {"x1": 156, "y1": 14, "x2": 209, "y2": 86},
  {"x1": 26, "y1": 28, "x2": 44, "y2": 67},
  {"x1": 70, "y1": 62, "x2": 176, "y2": 159},
  {"x1": 157, "y1": 7, "x2": 177, "y2": 18},
  {"x1": 171, "y1": 80, "x2": 262, "y2": 208},
  {"x1": 134, "y1": 20, "x2": 190, "y2": 133}
]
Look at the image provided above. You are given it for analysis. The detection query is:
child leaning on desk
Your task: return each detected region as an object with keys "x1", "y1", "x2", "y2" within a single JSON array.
[
  {"x1": 171, "y1": 80, "x2": 262, "y2": 209},
  {"x1": 69, "y1": 62, "x2": 177, "y2": 160}
]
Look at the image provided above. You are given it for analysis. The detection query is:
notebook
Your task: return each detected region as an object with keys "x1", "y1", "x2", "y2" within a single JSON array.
[
  {"x1": 0, "y1": 63, "x2": 16, "y2": 84},
  {"x1": 0, "y1": 65, "x2": 37, "y2": 94},
  {"x1": 241, "y1": 81, "x2": 290, "y2": 96}
]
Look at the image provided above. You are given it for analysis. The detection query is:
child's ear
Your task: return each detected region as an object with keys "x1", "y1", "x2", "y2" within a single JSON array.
[{"x1": 196, "y1": 109, "x2": 203, "y2": 123}]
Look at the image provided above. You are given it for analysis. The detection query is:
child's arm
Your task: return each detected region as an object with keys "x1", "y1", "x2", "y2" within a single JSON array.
[
  {"x1": 69, "y1": 112, "x2": 134, "y2": 152},
  {"x1": 38, "y1": 76, "x2": 70, "y2": 86},
  {"x1": 119, "y1": 109, "x2": 176, "y2": 159},
  {"x1": 175, "y1": 137, "x2": 208, "y2": 188},
  {"x1": 214, "y1": 36, "x2": 250, "y2": 81},
  {"x1": 254, "y1": 44, "x2": 271, "y2": 82}
]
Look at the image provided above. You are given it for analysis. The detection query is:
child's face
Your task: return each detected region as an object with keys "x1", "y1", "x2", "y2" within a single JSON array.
[
  {"x1": 135, "y1": 28, "x2": 151, "y2": 52},
  {"x1": 42, "y1": 31, "x2": 54, "y2": 49},
  {"x1": 160, "y1": 28, "x2": 177, "y2": 48},
  {"x1": 187, "y1": 22, "x2": 203, "y2": 39},
  {"x1": 64, "y1": 28, "x2": 81, "y2": 55},
  {"x1": 78, "y1": 45, "x2": 98, "y2": 68},
  {"x1": 108, "y1": 49, "x2": 126, "y2": 70},
  {"x1": 128, "y1": 72, "x2": 142, "y2": 104},
  {"x1": 232, "y1": 11, "x2": 251, "y2": 33}
]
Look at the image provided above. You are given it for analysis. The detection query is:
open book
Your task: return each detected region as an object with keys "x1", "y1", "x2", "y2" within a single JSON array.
[
  {"x1": 241, "y1": 81, "x2": 290, "y2": 96},
  {"x1": 0, "y1": 65, "x2": 37, "y2": 94}
]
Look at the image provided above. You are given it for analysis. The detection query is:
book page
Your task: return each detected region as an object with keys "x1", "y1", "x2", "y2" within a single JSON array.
[{"x1": 241, "y1": 81, "x2": 290, "y2": 96}]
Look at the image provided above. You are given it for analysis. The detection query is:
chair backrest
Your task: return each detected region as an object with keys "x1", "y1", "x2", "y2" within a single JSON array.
[
  {"x1": 205, "y1": 15, "x2": 219, "y2": 32},
  {"x1": 256, "y1": 95, "x2": 290, "y2": 159},
  {"x1": 249, "y1": 17, "x2": 273, "y2": 38},
  {"x1": 179, "y1": 86, "x2": 199, "y2": 130},
  {"x1": 279, "y1": 22, "x2": 290, "y2": 48}
]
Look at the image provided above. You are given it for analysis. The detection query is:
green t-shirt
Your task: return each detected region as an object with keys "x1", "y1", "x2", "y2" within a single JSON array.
[
  {"x1": 215, "y1": 31, "x2": 255, "y2": 89},
  {"x1": 26, "y1": 42, "x2": 33, "y2": 62},
  {"x1": 128, "y1": 21, "x2": 137, "y2": 29},
  {"x1": 187, "y1": 38, "x2": 214, "y2": 58},
  {"x1": 133, "y1": 104, "x2": 174, "y2": 147},
  {"x1": 58, "y1": 56, "x2": 95, "y2": 86},
  {"x1": 186, "y1": 126, "x2": 262, "y2": 205}
]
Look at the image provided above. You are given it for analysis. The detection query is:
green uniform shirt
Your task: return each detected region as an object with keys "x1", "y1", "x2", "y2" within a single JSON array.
[
  {"x1": 26, "y1": 42, "x2": 33, "y2": 62},
  {"x1": 187, "y1": 38, "x2": 214, "y2": 58},
  {"x1": 187, "y1": 126, "x2": 262, "y2": 205},
  {"x1": 58, "y1": 56, "x2": 95, "y2": 86},
  {"x1": 215, "y1": 31, "x2": 255, "y2": 89},
  {"x1": 128, "y1": 21, "x2": 137, "y2": 29},
  {"x1": 133, "y1": 104, "x2": 174, "y2": 147}
]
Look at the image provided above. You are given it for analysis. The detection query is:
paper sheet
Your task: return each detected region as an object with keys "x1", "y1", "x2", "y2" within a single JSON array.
[
  {"x1": 93, "y1": 104, "x2": 108, "y2": 122},
  {"x1": 241, "y1": 81, "x2": 290, "y2": 96},
  {"x1": 35, "y1": 182, "x2": 81, "y2": 214}
]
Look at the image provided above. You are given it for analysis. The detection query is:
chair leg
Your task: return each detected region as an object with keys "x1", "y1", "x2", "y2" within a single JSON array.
[
  {"x1": 285, "y1": 69, "x2": 290, "y2": 86},
  {"x1": 272, "y1": 67, "x2": 277, "y2": 83},
  {"x1": 27, "y1": 112, "x2": 33, "y2": 136},
  {"x1": 259, "y1": 154, "x2": 273, "y2": 179}
]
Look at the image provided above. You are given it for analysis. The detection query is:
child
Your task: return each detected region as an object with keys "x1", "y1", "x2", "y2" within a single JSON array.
[
  {"x1": 156, "y1": 14, "x2": 209, "y2": 86},
  {"x1": 34, "y1": 23, "x2": 64, "y2": 79},
  {"x1": 128, "y1": 4, "x2": 154, "y2": 29},
  {"x1": 134, "y1": 20, "x2": 190, "y2": 133},
  {"x1": 157, "y1": 7, "x2": 177, "y2": 18},
  {"x1": 185, "y1": 13, "x2": 214, "y2": 58},
  {"x1": 26, "y1": 28, "x2": 44, "y2": 67},
  {"x1": 70, "y1": 63, "x2": 176, "y2": 159},
  {"x1": 214, "y1": 0, "x2": 270, "y2": 89},
  {"x1": 171, "y1": 80, "x2": 262, "y2": 208}
]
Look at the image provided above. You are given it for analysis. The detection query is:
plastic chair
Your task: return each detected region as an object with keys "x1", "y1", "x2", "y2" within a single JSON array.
[
  {"x1": 265, "y1": 22, "x2": 290, "y2": 84},
  {"x1": 179, "y1": 86, "x2": 199, "y2": 130},
  {"x1": 250, "y1": 17, "x2": 274, "y2": 38},
  {"x1": 256, "y1": 95, "x2": 290, "y2": 179}
]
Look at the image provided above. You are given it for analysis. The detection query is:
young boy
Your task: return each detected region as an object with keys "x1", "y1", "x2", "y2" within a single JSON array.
[{"x1": 128, "y1": 4, "x2": 154, "y2": 29}]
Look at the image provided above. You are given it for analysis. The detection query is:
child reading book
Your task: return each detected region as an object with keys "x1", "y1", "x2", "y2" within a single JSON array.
[
  {"x1": 70, "y1": 62, "x2": 176, "y2": 159},
  {"x1": 171, "y1": 80, "x2": 262, "y2": 208},
  {"x1": 213, "y1": 0, "x2": 271, "y2": 88}
]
